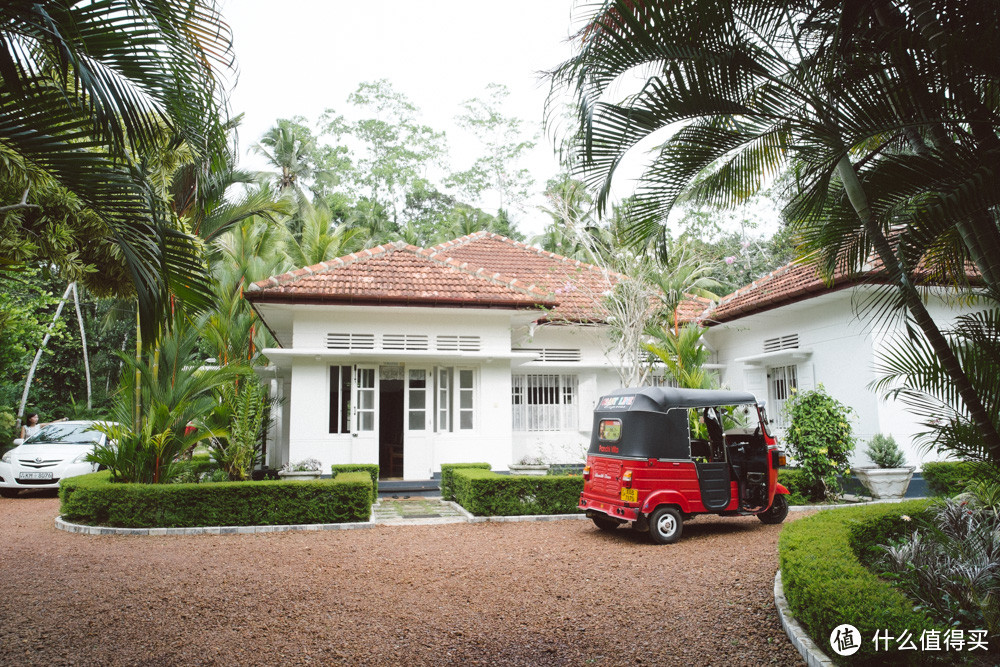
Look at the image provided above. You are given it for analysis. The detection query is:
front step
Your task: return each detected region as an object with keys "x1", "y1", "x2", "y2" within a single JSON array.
[{"x1": 377, "y1": 479, "x2": 440, "y2": 497}]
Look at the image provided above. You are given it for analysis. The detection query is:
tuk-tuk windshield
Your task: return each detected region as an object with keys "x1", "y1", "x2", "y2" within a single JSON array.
[{"x1": 589, "y1": 401, "x2": 760, "y2": 460}]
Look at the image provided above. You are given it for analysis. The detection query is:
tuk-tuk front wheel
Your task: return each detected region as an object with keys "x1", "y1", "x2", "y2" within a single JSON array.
[
  {"x1": 649, "y1": 506, "x2": 683, "y2": 544},
  {"x1": 592, "y1": 514, "x2": 621, "y2": 531},
  {"x1": 757, "y1": 494, "x2": 789, "y2": 525}
]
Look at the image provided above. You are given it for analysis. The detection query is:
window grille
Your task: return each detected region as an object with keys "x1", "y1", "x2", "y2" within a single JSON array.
[
  {"x1": 511, "y1": 374, "x2": 579, "y2": 431},
  {"x1": 768, "y1": 364, "x2": 798, "y2": 428}
]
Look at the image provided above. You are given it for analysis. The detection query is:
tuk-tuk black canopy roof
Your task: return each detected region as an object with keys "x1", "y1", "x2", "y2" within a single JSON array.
[{"x1": 597, "y1": 387, "x2": 759, "y2": 413}]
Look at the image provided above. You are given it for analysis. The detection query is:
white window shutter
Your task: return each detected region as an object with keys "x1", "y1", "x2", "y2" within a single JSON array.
[
  {"x1": 744, "y1": 368, "x2": 767, "y2": 401},
  {"x1": 797, "y1": 363, "x2": 815, "y2": 393}
]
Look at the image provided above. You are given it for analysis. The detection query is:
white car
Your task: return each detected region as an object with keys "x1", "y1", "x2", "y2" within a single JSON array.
[{"x1": 0, "y1": 421, "x2": 110, "y2": 497}]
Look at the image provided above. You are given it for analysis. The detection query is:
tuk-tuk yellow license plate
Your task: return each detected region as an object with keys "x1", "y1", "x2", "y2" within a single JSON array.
[{"x1": 620, "y1": 488, "x2": 638, "y2": 502}]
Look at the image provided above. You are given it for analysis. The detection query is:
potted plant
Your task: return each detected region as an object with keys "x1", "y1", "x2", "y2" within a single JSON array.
[
  {"x1": 854, "y1": 434, "x2": 914, "y2": 499},
  {"x1": 509, "y1": 455, "x2": 550, "y2": 476},
  {"x1": 278, "y1": 458, "x2": 324, "y2": 481}
]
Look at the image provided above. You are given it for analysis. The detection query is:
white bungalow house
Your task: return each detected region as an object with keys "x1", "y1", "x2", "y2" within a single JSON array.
[
  {"x1": 248, "y1": 231, "x2": 978, "y2": 479},
  {"x1": 699, "y1": 255, "x2": 982, "y2": 468},
  {"x1": 246, "y1": 232, "x2": 627, "y2": 480}
]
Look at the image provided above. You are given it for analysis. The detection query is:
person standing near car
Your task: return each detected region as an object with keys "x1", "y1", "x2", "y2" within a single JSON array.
[{"x1": 20, "y1": 413, "x2": 66, "y2": 441}]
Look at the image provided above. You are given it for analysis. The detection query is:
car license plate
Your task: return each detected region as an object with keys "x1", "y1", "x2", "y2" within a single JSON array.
[
  {"x1": 18, "y1": 472, "x2": 53, "y2": 480},
  {"x1": 620, "y1": 488, "x2": 638, "y2": 502}
]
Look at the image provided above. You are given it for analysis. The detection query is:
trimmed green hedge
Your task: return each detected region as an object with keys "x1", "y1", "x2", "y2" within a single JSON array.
[
  {"x1": 440, "y1": 462, "x2": 491, "y2": 501},
  {"x1": 331, "y1": 464, "x2": 379, "y2": 499},
  {"x1": 452, "y1": 468, "x2": 583, "y2": 516},
  {"x1": 59, "y1": 470, "x2": 373, "y2": 528},
  {"x1": 921, "y1": 461, "x2": 978, "y2": 497},
  {"x1": 779, "y1": 500, "x2": 941, "y2": 665}
]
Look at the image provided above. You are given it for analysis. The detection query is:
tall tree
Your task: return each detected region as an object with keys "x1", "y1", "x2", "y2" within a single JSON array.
[
  {"x1": 448, "y1": 83, "x2": 538, "y2": 215},
  {"x1": 1, "y1": 0, "x2": 237, "y2": 339},
  {"x1": 550, "y1": 0, "x2": 1000, "y2": 459},
  {"x1": 323, "y1": 80, "x2": 447, "y2": 226}
]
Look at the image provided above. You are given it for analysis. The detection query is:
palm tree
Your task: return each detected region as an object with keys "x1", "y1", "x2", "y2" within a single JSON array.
[
  {"x1": 1, "y1": 0, "x2": 236, "y2": 340},
  {"x1": 285, "y1": 201, "x2": 367, "y2": 268},
  {"x1": 550, "y1": 0, "x2": 1000, "y2": 458}
]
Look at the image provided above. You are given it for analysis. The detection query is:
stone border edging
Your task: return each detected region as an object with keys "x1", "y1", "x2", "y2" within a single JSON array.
[
  {"x1": 55, "y1": 503, "x2": 588, "y2": 535},
  {"x1": 774, "y1": 570, "x2": 836, "y2": 667},
  {"x1": 789, "y1": 496, "x2": 920, "y2": 512},
  {"x1": 56, "y1": 515, "x2": 376, "y2": 536}
]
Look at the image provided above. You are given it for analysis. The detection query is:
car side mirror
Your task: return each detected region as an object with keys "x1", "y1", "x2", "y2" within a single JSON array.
[{"x1": 12, "y1": 438, "x2": 23, "y2": 447}]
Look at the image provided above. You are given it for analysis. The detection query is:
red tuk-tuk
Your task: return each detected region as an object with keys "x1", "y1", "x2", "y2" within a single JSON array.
[{"x1": 579, "y1": 387, "x2": 789, "y2": 544}]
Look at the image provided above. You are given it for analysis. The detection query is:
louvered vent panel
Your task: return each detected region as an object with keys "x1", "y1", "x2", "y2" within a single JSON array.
[
  {"x1": 763, "y1": 334, "x2": 799, "y2": 352},
  {"x1": 435, "y1": 335, "x2": 481, "y2": 351},
  {"x1": 326, "y1": 333, "x2": 375, "y2": 350},
  {"x1": 541, "y1": 348, "x2": 582, "y2": 362},
  {"x1": 513, "y1": 348, "x2": 581, "y2": 362},
  {"x1": 382, "y1": 334, "x2": 429, "y2": 351}
]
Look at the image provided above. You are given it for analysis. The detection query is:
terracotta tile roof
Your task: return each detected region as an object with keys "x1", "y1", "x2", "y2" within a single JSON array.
[
  {"x1": 246, "y1": 241, "x2": 557, "y2": 310},
  {"x1": 674, "y1": 295, "x2": 714, "y2": 325},
  {"x1": 431, "y1": 232, "x2": 620, "y2": 322},
  {"x1": 701, "y1": 250, "x2": 982, "y2": 325}
]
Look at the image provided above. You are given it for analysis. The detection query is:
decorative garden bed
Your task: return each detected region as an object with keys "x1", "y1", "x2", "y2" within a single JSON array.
[
  {"x1": 59, "y1": 469, "x2": 374, "y2": 528},
  {"x1": 778, "y1": 499, "x2": 942, "y2": 664}
]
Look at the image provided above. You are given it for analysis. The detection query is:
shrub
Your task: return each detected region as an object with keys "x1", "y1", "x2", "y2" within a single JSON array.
[
  {"x1": 440, "y1": 462, "x2": 491, "y2": 501},
  {"x1": 779, "y1": 500, "x2": 941, "y2": 665},
  {"x1": 170, "y1": 458, "x2": 219, "y2": 484},
  {"x1": 331, "y1": 464, "x2": 379, "y2": 499},
  {"x1": 880, "y1": 499, "x2": 1000, "y2": 644},
  {"x1": 783, "y1": 386, "x2": 856, "y2": 500},
  {"x1": 921, "y1": 461, "x2": 979, "y2": 496},
  {"x1": 777, "y1": 468, "x2": 823, "y2": 505},
  {"x1": 59, "y1": 470, "x2": 373, "y2": 528},
  {"x1": 451, "y1": 468, "x2": 582, "y2": 516},
  {"x1": 865, "y1": 434, "x2": 907, "y2": 468}
]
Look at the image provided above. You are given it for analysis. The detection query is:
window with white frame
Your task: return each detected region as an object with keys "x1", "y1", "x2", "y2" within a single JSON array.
[
  {"x1": 511, "y1": 374, "x2": 579, "y2": 431},
  {"x1": 434, "y1": 367, "x2": 475, "y2": 432},
  {"x1": 768, "y1": 364, "x2": 798, "y2": 428},
  {"x1": 328, "y1": 365, "x2": 352, "y2": 433}
]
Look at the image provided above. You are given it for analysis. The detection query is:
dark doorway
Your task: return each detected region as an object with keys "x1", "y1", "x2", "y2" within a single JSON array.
[{"x1": 379, "y1": 379, "x2": 404, "y2": 478}]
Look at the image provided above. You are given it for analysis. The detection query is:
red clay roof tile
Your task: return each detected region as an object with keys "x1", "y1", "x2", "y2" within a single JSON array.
[{"x1": 246, "y1": 241, "x2": 557, "y2": 310}]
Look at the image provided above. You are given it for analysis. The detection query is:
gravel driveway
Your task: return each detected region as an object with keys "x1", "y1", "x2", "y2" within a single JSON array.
[{"x1": 1, "y1": 494, "x2": 805, "y2": 666}]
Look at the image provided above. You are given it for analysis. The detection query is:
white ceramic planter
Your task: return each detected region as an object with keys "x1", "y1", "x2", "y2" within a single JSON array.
[
  {"x1": 508, "y1": 464, "x2": 550, "y2": 476},
  {"x1": 854, "y1": 467, "x2": 915, "y2": 499},
  {"x1": 277, "y1": 470, "x2": 322, "y2": 481}
]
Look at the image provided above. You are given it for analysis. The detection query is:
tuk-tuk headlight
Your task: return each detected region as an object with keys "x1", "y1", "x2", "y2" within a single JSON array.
[{"x1": 622, "y1": 470, "x2": 633, "y2": 488}]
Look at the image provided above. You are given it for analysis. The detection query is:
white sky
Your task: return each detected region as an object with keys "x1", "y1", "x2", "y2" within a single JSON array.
[{"x1": 221, "y1": 0, "x2": 587, "y2": 236}]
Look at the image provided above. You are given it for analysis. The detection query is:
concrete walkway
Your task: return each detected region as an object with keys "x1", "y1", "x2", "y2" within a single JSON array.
[{"x1": 372, "y1": 497, "x2": 468, "y2": 525}]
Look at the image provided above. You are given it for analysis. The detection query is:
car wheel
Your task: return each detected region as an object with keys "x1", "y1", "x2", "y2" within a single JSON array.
[
  {"x1": 591, "y1": 515, "x2": 621, "y2": 532},
  {"x1": 0, "y1": 488, "x2": 19, "y2": 499},
  {"x1": 649, "y1": 506, "x2": 683, "y2": 544},
  {"x1": 758, "y1": 494, "x2": 789, "y2": 524}
]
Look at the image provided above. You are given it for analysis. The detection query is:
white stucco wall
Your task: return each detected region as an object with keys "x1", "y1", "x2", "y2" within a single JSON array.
[{"x1": 705, "y1": 288, "x2": 982, "y2": 469}]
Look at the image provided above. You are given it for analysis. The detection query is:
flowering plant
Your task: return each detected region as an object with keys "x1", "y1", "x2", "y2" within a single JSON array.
[{"x1": 280, "y1": 458, "x2": 322, "y2": 472}]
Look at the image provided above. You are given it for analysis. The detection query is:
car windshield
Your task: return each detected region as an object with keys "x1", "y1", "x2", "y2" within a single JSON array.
[{"x1": 24, "y1": 423, "x2": 104, "y2": 445}]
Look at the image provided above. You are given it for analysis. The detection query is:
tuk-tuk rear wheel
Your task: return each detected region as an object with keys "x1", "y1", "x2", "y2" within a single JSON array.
[
  {"x1": 649, "y1": 506, "x2": 683, "y2": 544},
  {"x1": 591, "y1": 515, "x2": 621, "y2": 531},
  {"x1": 757, "y1": 494, "x2": 789, "y2": 524}
]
